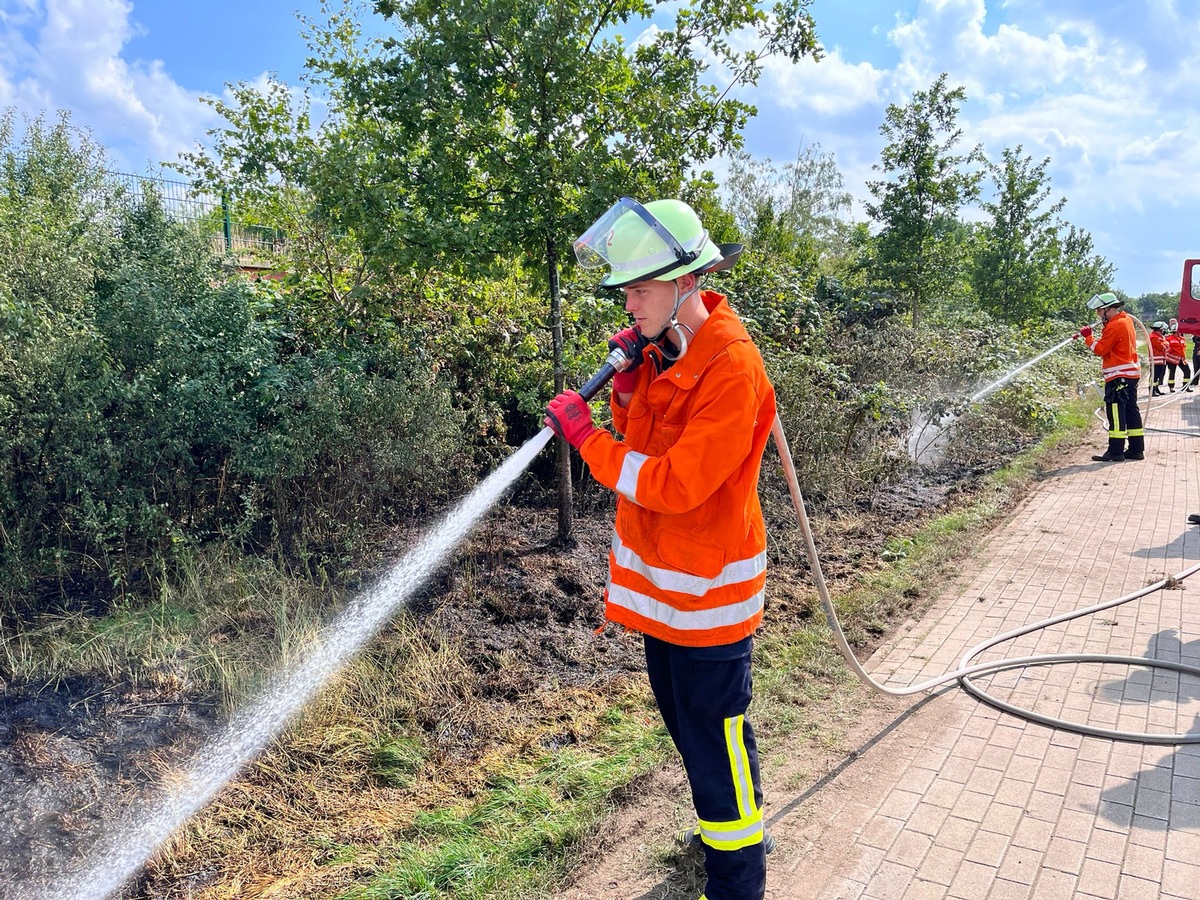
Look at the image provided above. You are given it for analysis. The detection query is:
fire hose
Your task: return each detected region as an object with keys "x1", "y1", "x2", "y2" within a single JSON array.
[{"x1": 771, "y1": 417, "x2": 1200, "y2": 745}]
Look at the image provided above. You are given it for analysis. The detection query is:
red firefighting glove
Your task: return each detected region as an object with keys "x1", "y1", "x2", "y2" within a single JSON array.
[
  {"x1": 608, "y1": 327, "x2": 647, "y2": 394},
  {"x1": 1077, "y1": 325, "x2": 1092, "y2": 341},
  {"x1": 545, "y1": 391, "x2": 598, "y2": 448}
]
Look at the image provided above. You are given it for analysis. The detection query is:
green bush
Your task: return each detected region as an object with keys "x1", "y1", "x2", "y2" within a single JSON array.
[
  {"x1": 0, "y1": 113, "x2": 121, "y2": 598},
  {"x1": 0, "y1": 121, "x2": 473, "y2": 609}
]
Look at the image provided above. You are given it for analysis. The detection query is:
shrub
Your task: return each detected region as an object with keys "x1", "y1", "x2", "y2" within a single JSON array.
[{"x1": 1, "y1": 149, "x2": 473, "y2": 609}]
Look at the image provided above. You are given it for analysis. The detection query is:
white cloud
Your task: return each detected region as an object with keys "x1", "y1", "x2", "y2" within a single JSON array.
[
  {"x1": 878, "y1": 1, "x2": 1200, "y2": 242},
  {"x1": 0, "y1": 0, "x2": 220, "y2": 169},
  {"x1": 628, "y1": 23, "x2": 662, "y2": 52},
  {"x1": 889, "y1": 0, "x2": 1148, "y2": 103},
  {"x1": 761, "y1": 49, "x2": 885, "y2": 116},
  {"x1": 738, "y1": 0, "x2": 1200, "y2": 292},
  {"x1": 1118, "y1": 130, "x2": 1188, "y2": 165}
]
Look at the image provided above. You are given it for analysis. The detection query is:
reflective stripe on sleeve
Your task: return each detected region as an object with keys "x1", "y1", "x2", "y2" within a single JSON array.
[
  {"x1": 616, "y1": 451, "x2": 648, "y2": 503},
  {"x1": 611, "y1": 533, "x2": 766, "y2": 597},
  {"x1": 606, "y1": 583, "x2": 764, "y2": 632}
]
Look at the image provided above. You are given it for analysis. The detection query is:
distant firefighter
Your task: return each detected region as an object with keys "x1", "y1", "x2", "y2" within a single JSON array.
[{"x1": 1076, "y1": 293, "x2": 1144, "y2": 462}]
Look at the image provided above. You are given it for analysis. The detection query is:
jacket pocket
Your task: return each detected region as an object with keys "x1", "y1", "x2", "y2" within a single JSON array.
[
  {"x1": 649, "y1": 421, "x2": 684, "y2": 455},
  {"x1": 657, "y1": 526, "x2": 727, "y2": 581}
]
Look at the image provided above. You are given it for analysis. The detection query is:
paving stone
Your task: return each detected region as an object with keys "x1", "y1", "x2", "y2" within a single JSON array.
[{"x1": 767, "y1": 410, "x2": 1200, "y2": 899}]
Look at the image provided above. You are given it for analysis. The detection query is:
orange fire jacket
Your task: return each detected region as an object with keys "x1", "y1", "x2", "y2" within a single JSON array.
[
  {"x1": 1086, "y1": 311, "x2": 1140, "y2": 381},
  {"x1": 1149, "y1": 330, "x2": 1167, "y2": 365},
  {"x1": 1166, "y1": 332, "x2": 1186, "y2": 364},
  {"x1": 578, "y1": 291, "x2": 777, "y2": 647}
]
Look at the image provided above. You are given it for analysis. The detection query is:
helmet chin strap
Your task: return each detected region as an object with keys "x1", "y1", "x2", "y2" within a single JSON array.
[{"x1": 650, "y1": 279, "x2": 702, "y2": 361}]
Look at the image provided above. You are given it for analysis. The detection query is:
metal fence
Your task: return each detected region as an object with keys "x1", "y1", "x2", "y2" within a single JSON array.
[{"x1": 106, "y1": 169, "x2": 284, "y2": 260}]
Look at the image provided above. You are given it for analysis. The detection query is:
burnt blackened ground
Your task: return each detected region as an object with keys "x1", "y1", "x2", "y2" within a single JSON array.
[
  {"x1": 0, "y1": 506, "x2": 639, "y2": 894},
  {"x1": 0, "y1": 443, "x2": 1018, "y2": 895},
  {"x1": 0, "y1": 675, "x2": 216, "y2": 891}
]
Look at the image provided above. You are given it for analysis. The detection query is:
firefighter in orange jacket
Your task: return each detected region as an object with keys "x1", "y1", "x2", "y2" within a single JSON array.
[
  {"x1": 1078, "y1": 292, "x2": 1145, "y2": 461},
  {"x1": 1166, "y1": 319, "x2": 1192, "y2": 391},
  {"x1": 1149, "y1": 321, "x2": 1169, "y2": 396},
  {"x1": 545, "y1": 198, "x2": 774, "y2": 900}
]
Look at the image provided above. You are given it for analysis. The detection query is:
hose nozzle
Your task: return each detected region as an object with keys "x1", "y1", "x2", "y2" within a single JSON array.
[{"x1": 577, "y1": 347, "x2": 633, "y2": 402}]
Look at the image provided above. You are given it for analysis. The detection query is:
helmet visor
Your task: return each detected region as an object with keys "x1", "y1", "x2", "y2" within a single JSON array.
[
  {"x1": 573, "y1": 197, "x2": 698, "y2": 281},
  {"x1": 1086, "y1": 292, "x2": 1120, "y2": 310}
]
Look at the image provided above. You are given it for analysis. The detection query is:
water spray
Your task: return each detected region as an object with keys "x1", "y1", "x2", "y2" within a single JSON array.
[
  {"x1": 914, "y1": 310, "x2": 1177, "y2": 463},
  {"x1": 966, "y1": 336, "x2": 1076, "y2": 405},
  {"x1": 32, "y1": 351, "x2": 635, "y2": 900},
  {"x1": 911, "y1": 334, "x2": 1077, "y2": 463}
]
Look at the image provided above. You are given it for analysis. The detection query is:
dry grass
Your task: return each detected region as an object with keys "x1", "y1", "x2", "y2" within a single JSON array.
[{"x1": 129, "y1": 609, "x2": 657, "y2": 899}]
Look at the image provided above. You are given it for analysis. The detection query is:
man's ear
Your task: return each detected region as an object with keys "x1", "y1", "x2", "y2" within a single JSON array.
[{"x1": 677, "y1": 272, "x2": 698, "y2": 294}]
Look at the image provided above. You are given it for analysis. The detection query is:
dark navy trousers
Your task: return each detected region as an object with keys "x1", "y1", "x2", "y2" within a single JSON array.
[
  {"x1": 644, "y1": 633, "x2": 766, "y2": 900},
  {"x1": 1103, "y1": 376, "x2": 1144, "y2": 456}
]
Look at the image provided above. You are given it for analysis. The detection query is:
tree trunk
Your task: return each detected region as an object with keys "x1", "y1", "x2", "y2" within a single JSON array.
[{"x1": 547, "y1": 238, "x2": 574, "y2": 542}]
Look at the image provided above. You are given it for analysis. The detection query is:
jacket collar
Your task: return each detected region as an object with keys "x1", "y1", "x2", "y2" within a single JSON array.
[{"x1": 657, "y1": 290, "x2": 751, "y2": 390}]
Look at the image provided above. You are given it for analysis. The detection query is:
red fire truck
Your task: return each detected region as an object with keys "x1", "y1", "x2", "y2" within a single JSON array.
[{"x1": 1177, "y1": 259, "x2": 1200, "y2": 335}]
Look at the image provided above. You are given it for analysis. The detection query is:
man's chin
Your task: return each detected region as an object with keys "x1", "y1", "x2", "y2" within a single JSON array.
[{"x1": 641, "y1": 322, "x2": 667, "y2": 339}]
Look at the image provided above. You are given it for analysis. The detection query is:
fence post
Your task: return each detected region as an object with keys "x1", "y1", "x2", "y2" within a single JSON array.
[{"x1": 221, "y1": 192, "x2": 232, "y2": 253}]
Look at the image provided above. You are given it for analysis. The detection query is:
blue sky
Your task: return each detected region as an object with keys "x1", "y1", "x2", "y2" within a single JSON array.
[{"x1": 0, "y1": 0, "x2": 1196, "y2": 298}]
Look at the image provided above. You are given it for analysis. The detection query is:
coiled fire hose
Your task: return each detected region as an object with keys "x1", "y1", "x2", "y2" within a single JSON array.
[{"x1": 770, "y1": 416, "x2": 1200, "y2": 745}]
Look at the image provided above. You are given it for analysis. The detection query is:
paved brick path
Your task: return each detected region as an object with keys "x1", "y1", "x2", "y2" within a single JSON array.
[{"x1": 769, "y1": 395, "x2": 1200, "y2": 900}]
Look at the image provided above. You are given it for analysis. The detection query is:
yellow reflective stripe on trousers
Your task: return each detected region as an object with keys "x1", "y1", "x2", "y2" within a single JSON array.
[
  {"x1": 695, "y1": 715, "x2": 763, "y2": 852},
  {"x1": 726, "y1": 715, "x2": 757, "y2": 820},
  {"x1": 1109, "y1": 402, "x2": 1125, "y2": 438}
]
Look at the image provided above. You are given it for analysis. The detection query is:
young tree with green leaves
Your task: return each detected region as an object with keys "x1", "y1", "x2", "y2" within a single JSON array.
[
  {"x1": 725, "y1": 143, "x2": 852, "y2": 266},
  {"x1": 865, "y1": 73, "x2": 982, "y2": 326},
  {"x1": 971, "y1": 147, "x2": 1065, "y2": 324},
  {"x1": 175, "y1": 73, "x2": 396, "y2": 347},
  {"x1": 337, "y1": 0, "x2": 820, "y2": 540},
  {"x1": 1041, "y1": 223, "x2": 1115, "y2": 320}
]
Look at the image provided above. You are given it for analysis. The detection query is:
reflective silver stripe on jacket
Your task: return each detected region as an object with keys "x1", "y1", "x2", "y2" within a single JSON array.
[
  {"x1": 616, "y1": 450, "x2": 648, "y2": 503},
  {"x1": 611, "y1": 533, "x2": 766, "y2": 596},
  {"x1": 606, "y1": 583, "x2": 764, "y2": 631}
]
